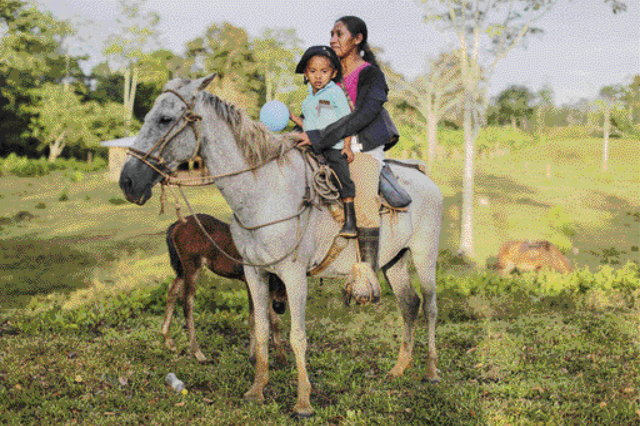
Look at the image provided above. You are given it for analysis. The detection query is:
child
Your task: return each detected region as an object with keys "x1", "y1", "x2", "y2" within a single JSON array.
[{"x1": 289, "y1": 45, "x2": 357, "y2": 238}]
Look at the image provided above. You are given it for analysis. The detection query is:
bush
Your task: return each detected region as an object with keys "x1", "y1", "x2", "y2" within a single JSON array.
[
  {"x1": 0, "y1": 154, "x2": 107, "y2": 177},
  {"x1": 1, "y1": 153, "x2": 48, "y2": 177},
  {"x1": 58, "y1": 188, "x2": 69, "y2": 201}
]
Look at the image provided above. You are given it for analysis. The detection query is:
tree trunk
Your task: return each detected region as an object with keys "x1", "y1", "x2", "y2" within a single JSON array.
[
  {"x1": 426, "y1": 110, "x2": 438, "y2": 171},
  {"x1": 266, "y1": 71, "x2": 273, "y2": 102},
  {"x1": 48, "y1": 131, "x2": 67, "y2": 162},
  {"x1": 123, "y1": 66, "x2": 138, "y2": 135},
  {"x1": 510, "y1": 115, "x2": 517, "y2": 129},
  {"x1": 602, "y1": 106, "x2": 611, "y2": 172},
  {"x1": 459, "y1": 96, "x2": 475, "y2": 258}
]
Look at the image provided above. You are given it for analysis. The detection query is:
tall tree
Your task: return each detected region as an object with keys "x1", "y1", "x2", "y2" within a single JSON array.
[
  {"x1": 594, "y1": 85, "x2": 624, "y2": 172},
  {"x1": 533, "y1": 84, "x2": 554, "y2": 140},
  {"x1": 416, "y1": 0, "x2": 558, "y2": 258},
  {"x1": 103, "y1": 0, "x2": 161, "y2": 134},
  {"x1": 416, "y1": 0, "x2": 626, "y2": 257},
  {"x1": 392, "y1": 52, "x2": 463, "y2": 169}
]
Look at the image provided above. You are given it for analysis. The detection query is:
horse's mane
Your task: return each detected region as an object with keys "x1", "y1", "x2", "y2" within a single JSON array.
[{"x1": 199, "y1": 90, "x2": 297, "y2": 168}]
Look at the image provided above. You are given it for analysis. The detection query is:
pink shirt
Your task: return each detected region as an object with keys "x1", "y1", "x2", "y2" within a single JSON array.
[{"x1": 342, "y1": 62, "x2": 370, "y2": 105}]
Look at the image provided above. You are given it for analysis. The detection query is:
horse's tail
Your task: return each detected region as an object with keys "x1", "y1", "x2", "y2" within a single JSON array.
[{"x1": 166, "y1": 222, "x2": 184, "y2": 279}]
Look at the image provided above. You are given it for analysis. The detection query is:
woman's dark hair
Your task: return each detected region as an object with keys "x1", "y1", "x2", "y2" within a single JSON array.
[{"x1": 336, "y1": 15, "x2": 379, "y2": 67}]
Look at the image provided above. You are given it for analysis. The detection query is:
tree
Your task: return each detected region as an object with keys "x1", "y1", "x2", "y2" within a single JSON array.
[
  {"x1": 253, "y1": 28, "x2": 303, "y2": 103},
  {"x1": 103, "y1": 0, "x2": 161, "y2": 134},
  {"x1": 26, "y1": 80, "x2": 133, "y2": 161},
  {"x1": 185, "y1": 23, "x2": 259, "y2": 113},
  {"x1": 417, "y1": 0, "x2": 558, "y2": 258},
  {"x1": 496, "y1": 85, "x2": 534, "y2": 129},
  {"x1": 0, "y1": 0, "x2": 78, "y2": 155},
  {"x1": 533, "y1": 84, "x2": 554, "y2": 140},
  {"x1": 418, "y1": 0, "x2": 627, "y2": 257},
  {"x1": 392, "y1": 52, "x2": 463, "y2": 169},
  {"x1": 593, "y1": 85, "x2": 625, "y2": 172}
]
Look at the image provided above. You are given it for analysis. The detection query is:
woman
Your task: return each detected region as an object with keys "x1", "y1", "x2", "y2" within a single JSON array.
[{"x1": 296, "y1": 16, "x2": 397, "y2": 294}]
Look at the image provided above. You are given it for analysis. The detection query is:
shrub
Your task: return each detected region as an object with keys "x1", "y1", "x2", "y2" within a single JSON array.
[
  {"x1": 0, "y1": 154, "x2": 107, "y2": 177},
  {"x1": 1, "y1": 153, "x2": 48, "y2": 177},
  {"x1": 58, "y1": 188, "x2": 69, "y2": 201}
]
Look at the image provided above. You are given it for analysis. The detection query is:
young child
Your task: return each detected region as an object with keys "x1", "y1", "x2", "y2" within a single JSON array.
[{"x1": 289, "y1": 45, "x2": 357, "y2": 238}]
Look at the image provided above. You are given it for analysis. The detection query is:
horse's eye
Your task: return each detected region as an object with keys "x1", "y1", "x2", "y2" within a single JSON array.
[{"x1": 159, "y1": 116, "x2": 173, "y2": 125}]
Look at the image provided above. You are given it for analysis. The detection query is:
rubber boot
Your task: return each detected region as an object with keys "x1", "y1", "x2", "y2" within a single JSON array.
[
  {"x1": 358, "y1": 228, "x2": 380, "y2": 269},
  {"x1": 339, "y1": 201, "x2": 358, "y2": 238},
  {"x1": 357, "y1": 227, "x2": 381, "y2": 303}
]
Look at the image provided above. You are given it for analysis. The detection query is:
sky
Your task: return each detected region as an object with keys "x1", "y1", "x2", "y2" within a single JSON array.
[{"x1": 42, "y1": 0, "x2": 639, "y2": 105}]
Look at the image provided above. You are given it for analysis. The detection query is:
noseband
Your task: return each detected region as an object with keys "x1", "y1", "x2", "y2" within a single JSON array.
[{"x1": 127, "y1": 89, "x2": 202, "y2": 179}]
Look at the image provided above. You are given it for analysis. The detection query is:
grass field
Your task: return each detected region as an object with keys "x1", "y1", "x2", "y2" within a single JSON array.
[{"x1": 1, "y1": 137, "x2": 639, "y2": 424}]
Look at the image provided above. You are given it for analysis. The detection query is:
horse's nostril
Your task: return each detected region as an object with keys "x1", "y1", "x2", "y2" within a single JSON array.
[{"x1": 120, "y1": 176, "x2": 132, "y2": 192}]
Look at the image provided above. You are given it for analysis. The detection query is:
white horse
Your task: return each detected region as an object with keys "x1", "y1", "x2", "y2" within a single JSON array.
[{"x1": 119, "y1": 74, "x2": 443, "y2": 417}]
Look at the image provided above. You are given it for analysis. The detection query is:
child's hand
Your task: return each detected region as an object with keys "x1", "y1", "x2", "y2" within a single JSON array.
[{"x1": 341, "y1": 147, "x2": 354, "y2": 163}]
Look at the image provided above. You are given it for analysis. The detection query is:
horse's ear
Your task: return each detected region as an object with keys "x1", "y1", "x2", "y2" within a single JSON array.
[{"x1": 197, "y1": 73, "x2": 217, "y2": 91}]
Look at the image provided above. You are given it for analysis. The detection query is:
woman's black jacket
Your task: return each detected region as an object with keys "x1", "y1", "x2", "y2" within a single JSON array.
[{"x1": 305, "y1": 64, "x2": 397, "y2": 154}]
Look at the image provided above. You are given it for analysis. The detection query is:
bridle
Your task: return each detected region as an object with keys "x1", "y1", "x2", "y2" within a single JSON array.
[
  {"x1": 125, "y1": 88, "x2": 320, "y2": 268},
  {"x1": 126, "y1": 89, "x2": 203, "y2": 180}
]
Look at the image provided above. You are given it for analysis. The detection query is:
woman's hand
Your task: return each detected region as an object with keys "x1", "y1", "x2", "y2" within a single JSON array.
[
  {"x1": 294, "y1": 132, "x2": 311, "y2": 147},
  {"x1": 341, "y1": 146, "x2": 354, "y2": 163}
]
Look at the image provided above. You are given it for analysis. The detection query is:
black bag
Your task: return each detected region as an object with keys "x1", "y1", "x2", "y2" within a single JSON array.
[
  {"x1": 381, "y1": 108, "x2": 399, "y2": 150},
  {"x1": 379, "y1": 163, "x2": 411, "y2": 208}
]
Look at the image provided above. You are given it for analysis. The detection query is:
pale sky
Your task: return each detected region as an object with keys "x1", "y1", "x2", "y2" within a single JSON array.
[{"x1": 43, "y1": 0, "x2": 639, "y2": 105}]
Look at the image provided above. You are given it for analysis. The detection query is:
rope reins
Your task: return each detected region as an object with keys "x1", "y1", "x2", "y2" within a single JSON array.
[{"x1": 127, "y1": 89, "x2": 340, "y2": 269}]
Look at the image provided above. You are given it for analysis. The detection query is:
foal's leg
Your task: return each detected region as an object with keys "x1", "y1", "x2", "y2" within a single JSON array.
[
  {"x1": 382, "y1": 251, "x2": 421, "y2": 378},
  {"x1": 161, "y1": 277, "x2": 184, "y2": 351},
  {"x1": 269, "y1": 301, "x2": 286, "y2": 364},
  {"x1": 243, "y1": 268, "x2": 271, "y2": 403},
  {"x1": 183, "y1": 267, "x2": 207, "y2": 363}
]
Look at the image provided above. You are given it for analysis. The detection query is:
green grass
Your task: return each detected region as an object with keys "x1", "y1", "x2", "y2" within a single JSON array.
[{"x1": 1, "y1": 137, "x2": 639, "y2": 424}]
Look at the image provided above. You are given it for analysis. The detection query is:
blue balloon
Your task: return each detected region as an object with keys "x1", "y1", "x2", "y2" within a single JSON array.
[{"x1": 259, "y1": 100, "x2": 289, "y2": 132}]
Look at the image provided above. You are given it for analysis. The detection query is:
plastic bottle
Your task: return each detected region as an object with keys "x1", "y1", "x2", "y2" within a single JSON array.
[{"x1": 165, "y1": 373, "x2": 188, "y2": 395}]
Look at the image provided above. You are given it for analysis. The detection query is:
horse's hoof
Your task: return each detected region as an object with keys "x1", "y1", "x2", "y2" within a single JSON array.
[
  {"x1": 291, "y1": 410, "x2": 314, "y2": 420},
  {"x1": 422, "y1": 377, "x2": 441, "y2": 385},
  {"x1": 243, "y1": 392, "x2": 265, "y2": 403}
]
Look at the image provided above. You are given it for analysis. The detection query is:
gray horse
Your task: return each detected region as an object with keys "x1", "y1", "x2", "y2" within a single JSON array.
[{"x1": 119, "y1": 74, "x2": 443, "y2": 417}]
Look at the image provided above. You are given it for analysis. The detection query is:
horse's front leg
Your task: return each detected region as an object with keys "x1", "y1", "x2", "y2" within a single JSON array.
[
  {"x1": 279, "y1": 266, "x2": 313, "y2": 417},
  {"x1": 243, "y1": 268, "x2": 271, "y2": 403}
]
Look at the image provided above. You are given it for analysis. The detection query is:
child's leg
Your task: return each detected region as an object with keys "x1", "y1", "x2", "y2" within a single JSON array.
[
  {"x1": 324, "y1": 149, "x2": 357, "y2": 237},
  {"x1": 324, "y1": 149, "x2": 355, "y2": 199}
]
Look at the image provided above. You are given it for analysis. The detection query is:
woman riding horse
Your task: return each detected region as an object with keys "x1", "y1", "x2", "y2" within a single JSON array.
[{"x1": 295, "y1": 16, "x2": 398, "y2": 298}]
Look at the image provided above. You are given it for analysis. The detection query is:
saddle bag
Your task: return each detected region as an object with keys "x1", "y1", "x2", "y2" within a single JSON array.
[{"x1": 379, "y1": 163, "x2": 412, "y2": 208}]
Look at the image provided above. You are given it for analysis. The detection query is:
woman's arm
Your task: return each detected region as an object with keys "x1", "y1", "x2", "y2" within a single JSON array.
[{"x1": 305, "y1": 66, "x2": 388, "y2": 153}]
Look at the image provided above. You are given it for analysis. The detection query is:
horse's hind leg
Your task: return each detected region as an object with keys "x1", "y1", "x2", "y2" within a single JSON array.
[
  {"x1": 161, "y1": 277, "x2": 183, "y2": 351},
  {"x1": 383, "y1": 250, "x2": 420, "y2": 378},
  {"x1": 412, "y1": 246, "x2": 440, "y2": 383}
]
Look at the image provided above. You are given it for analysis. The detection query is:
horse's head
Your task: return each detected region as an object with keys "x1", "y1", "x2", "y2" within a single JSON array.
[{"x1": 119, "y1": 74, "x2": 216, "y2": 205}]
